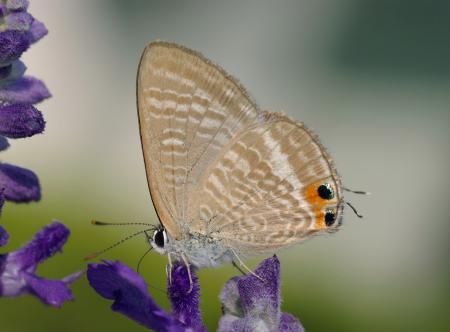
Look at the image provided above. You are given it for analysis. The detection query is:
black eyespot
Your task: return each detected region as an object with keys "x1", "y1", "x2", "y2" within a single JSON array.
[
  {"x1": 318, "y1": 183, "x2": 334, "y2": 200},
  {"x1": 154, "y1": 229, "x2": 165, "y2": 248},
  {"x1": 325, "y1": 210, "x2": 336, "y2": 226}
]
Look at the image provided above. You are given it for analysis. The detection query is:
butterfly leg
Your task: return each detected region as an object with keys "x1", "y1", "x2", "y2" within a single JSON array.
[
  {"x1": 180, "y1": 252, "x2": 194, "y2": 293},
  {"x1": 229, "y1": 248, "x2": 264, "y2": 282},
  {"x1": 231, "y1": 260, "x2": 247, "y2": 275},
  {"x1": 166, "y1": 252, "x2": 173, "y2": 285}
]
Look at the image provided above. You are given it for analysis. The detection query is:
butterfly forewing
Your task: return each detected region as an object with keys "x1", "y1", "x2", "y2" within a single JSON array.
[{"x1": 137, "y1": 42, "x2": 260, "y2": 239}]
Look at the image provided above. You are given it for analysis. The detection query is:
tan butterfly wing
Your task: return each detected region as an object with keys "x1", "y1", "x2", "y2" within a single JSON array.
[
  {"x1": 137, "y1": 41, "x2": 343, "y2": 251},
  {"x1": 137, "y1": 41, "x2": 260, "y2": 239},
  {"x1": 187, "y1": 113, "x2": 343, "y2": 255}
]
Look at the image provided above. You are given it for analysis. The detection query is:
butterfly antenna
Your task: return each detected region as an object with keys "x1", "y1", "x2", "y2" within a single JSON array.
[
  {"x1": 91, "y1": 220, "x2": 156, "y2": 228},
  {"x1": 84, "y1": 229, "x2": 152, "y2": 261},
  {"x1": 345, "y1": 201, "x2": 364, "y2": 218},
  {"x1": 343, "y1": 187, "x2": 371, "y2": 195}
]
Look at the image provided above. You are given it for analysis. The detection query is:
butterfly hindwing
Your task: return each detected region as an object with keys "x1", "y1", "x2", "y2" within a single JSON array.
[{"x1": 187, "y1": 114, "x2": 343, "y2": 254}]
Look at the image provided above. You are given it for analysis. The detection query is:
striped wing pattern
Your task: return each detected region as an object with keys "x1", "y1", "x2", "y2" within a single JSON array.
[
  {"x1": 137, "y1": 42, "x2": 260, "y2": 239},
  {"x1": 188, "y1": 114, "x2": 342, "y2": 254},
  {"x1": 137, "y1": 42, "x2": 342, "y2": 252}
]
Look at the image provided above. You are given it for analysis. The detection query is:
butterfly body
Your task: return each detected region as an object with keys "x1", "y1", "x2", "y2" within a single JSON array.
[
  {"x1": 137, "y1": 41, "x2": 345, "y2": 268},
  {"x1": 169, "y1": 233, "x2": 233, "y2": 268}
]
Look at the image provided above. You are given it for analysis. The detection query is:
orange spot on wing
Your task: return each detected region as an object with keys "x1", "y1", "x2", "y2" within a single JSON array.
[
  {"x1": 313, "y1": 209, "x2": 326, "y2": 230},
  {"x1": 303, "y1": 180, "x2": 330, "y2": 207},
  {"x1": 302, "y1": 180, "x2": 336, "y2": 230}
]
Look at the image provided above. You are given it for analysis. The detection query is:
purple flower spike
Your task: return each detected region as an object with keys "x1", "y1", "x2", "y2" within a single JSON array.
[
  {"x1": 0, "y1": 30, "x2": 30, "y2": 66},
  {"x1": 218, "y1": 256, "x2": 304, "y2": 332},
  {"x1": 0, "y1": 221, "x2": 82, "y2": 307},
  {"x1": 0, "y1": 162, "x2": 41, "y2": 202},
  {"x1": 87, "y1": 261, "x2": 188, "y2": 332},
  {"x1": 0, "y1": 104, "x2": 45, "y2": 138},
  {"x1": 0, "y1": 0, "x2": 50, "y2": 215}
]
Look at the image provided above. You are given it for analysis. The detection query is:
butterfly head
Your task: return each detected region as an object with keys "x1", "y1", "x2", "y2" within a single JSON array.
[{"x1": 149, "y1": 226, "x2": 169, "y2": 255}]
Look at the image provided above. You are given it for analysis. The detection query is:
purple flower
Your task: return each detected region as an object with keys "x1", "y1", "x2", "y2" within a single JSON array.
[
  {"x1": 168, "y1": 264, "x2": 206, "y2": 332},
  {"x1": 0, "y1": 103, "x2": 45, "y2": 138},
  {"x1": 0, "y1": 221, "x2": 82, "y2": 307},
  {"x1": 0, "y1": 162, "x2": 40, "y2": 203},
  {"x1": 0, "y1": 30, "x2": 30, "y2": 66},
  {"x1": 87, "y1": 260, "x2": 206, "y2": 332},
  {"x1": 0, "y1": 76, "x2": 51, "y2": 105},
  {"x1": 0, "y1": 0, "x2": 80, "y2": 311},
  {"x1": 27, "y1": 18, "x2": 48, "y2": 43},
  {"x1": 218, "y1": 256, "x2": 303, "y2": 332},
  {"x1": 0, "y1": 1, "x2": 48, "y2": 50},
  {"x1": 88, "y1": 256, "x2": 303, "y2": 331}
]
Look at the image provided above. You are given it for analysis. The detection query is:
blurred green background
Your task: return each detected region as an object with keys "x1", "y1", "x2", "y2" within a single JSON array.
[{"x1": 1, "y1": 0, "x2": 449, "y2": 331}]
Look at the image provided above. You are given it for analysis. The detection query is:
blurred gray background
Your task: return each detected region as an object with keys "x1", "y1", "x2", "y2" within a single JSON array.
[{"x1": 1, "y1": 0, "x2": 449, "y2": 331}]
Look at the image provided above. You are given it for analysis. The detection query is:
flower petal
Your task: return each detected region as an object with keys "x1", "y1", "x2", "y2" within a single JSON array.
[
  {"x1": 0, "y1": 224, "x2": 8, "y2": 247},
  {"x1": 23, "y1": 273, "x2": 77, "y2": 307},
  {"x1": 6, "y1": 0, "x2": 29, "y2": 11},
  {"x1": 218, "y1": 314, "x2": 271, "y2": 332},
  {"x1": 278, "y1": 313, "x2": 304, "y2": 332},
  {"x1": 0, "y1": 222, "x2": 81, "y2": 306},
  {"x1": 0, "y1": 76, "x2": 51, "y2": 104},
  {"x1": 0, "y1": 30, "x2": 30, "y2": 66},
  {"x1": 4, "y1": 11, "x2": 33, "y2": 31},
  {"x1": 217, "y1": 314, "x2": 239, "y2": 332},
  {"x1": 87, "y1": 261, "x2": 186, "y2": 332},
  {"x1": 0, "y1": 162, "x2": 40, "y2": 202},
  {"x1": 237, "y1": 255, "x2": 280, "y2": 316},
  {"x1": 219, "y1": 276, "x2": 242, "y2": 316},
  {"x1": 28, "y1": 19, "x2": 48, "y2": 44},
  {"x1": 169, "y1": 263, "x2": 206, "y2": 332},
  {"x1": 219, "y1": 256, "x2": 303, "y2": 332},
  {"x1": 8, "y1": 221, "x2": 69, "y2": 271},
  {"x1": 0, "y1": 104, "x2": 45, "y2": 138}
]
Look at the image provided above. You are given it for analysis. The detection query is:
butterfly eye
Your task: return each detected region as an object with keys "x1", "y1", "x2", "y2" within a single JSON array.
[
  {"x1": 153, "y1": 228, "x2": 167, "y2": 248},
  {"x1": 318, "y1": 183, "x2": 334, "y2": 200},
  {"x1": 324, "y1": 210, "x2": 336, "y2": 226}
]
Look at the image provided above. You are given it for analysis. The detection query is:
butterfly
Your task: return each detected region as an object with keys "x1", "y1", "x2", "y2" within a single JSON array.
[
  {"x1": 89, "y1": 41, "x2": 365, "y2": 285},
  {"x1": 135, "y1": 40, "x2": 366, "y2": 275}
]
